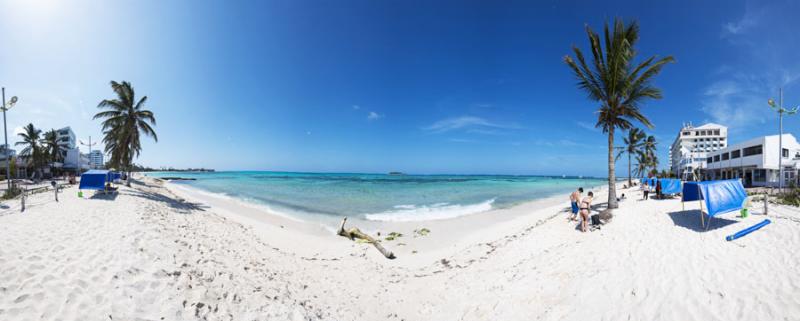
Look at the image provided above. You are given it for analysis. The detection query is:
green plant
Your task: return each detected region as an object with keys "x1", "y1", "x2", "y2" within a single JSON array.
[
  {"x1": 777, "y1": 183, "x2": 800, "y2": 206},
  {"x1": 2, "y1": 185, "x2": 22, "y2": 200}
]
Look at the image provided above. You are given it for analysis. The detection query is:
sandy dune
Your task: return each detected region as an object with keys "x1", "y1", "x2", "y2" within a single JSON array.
[{"x1": 1, "y1": 177, "x2": 798, "y2": 320}]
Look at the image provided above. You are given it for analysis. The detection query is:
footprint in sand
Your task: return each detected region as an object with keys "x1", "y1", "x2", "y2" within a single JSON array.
[{"x1": 14, "y1": 294, "x2": 29, "y2": 303}]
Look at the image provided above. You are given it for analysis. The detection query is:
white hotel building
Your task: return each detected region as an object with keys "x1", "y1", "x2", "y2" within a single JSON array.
[
  {"x1": 669, "y1": 123, "x2": 728, "y2": 180},
  {"x1": 704, "y1": 134, "x2": 800, "y2": 187},
  {"x1": 56, "y1": 127, "x2": 89, "y2": 171}
]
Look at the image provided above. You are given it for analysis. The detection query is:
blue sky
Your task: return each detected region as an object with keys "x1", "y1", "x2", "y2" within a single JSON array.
[{"x1": 1, "y1": 0, "x2": 799, "y2": 177}]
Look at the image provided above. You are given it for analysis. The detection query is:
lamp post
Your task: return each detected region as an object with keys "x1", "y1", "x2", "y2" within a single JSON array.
[
  {"x1": 768, "y1": 88, "x2": 799, "y2": 192},
  {"x1": 1, "y1": 88, "x2": 19, "y2": 190},
  {"x1": 80, "y1": 136, "x2": 96, "y2": 169}
]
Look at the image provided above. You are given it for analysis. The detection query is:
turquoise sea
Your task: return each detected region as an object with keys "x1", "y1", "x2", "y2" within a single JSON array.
[{"x1": 145, "y1": 171, "x2": 606, "y2": 222}]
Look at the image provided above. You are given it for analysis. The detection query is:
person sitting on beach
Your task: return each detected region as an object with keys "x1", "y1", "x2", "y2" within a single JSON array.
[
  {"x1": 569, "y1": 187, "x2": 583, "y2": 221},
  {"x1": 579, "y1": 192, "x2": 593, "y2": 232}
]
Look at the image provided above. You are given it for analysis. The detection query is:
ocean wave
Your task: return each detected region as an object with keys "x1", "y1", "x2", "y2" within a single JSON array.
[
  {"x1": 165, "y1": 182, "x2": 306, "y2": 222},
  {"x1": 364, "y1": 198, "x2": 496, "y2": 222}
]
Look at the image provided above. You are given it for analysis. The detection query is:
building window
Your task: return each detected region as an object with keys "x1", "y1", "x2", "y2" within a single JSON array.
[
  {"x1": 707, "y1": 157, "x2": 712, "y2": 164},
  {"x1": 754, "y1": 169, "x2": 766, "y2": 182},
  {"x1": 721, "y1": 153, "x2": 729, "y2": 160},
  {"x1": 714, "y1": 155, "x2": 720, "y2": 162},
  {"x1": 783, "y1": 148, "x2": 789, "y2": 158},
  {"x1": 731, "y1": 150, "x2": 741, "y2": 158},
  {"x1": 683, "y1": 131, "x2": 690, "y2": 136},
  {"x1": 743, "y1": 145, "x2": 763, "y2": 156},
  {"x1": 714, "y1": 130, "x2": 720, "y2": 135},
  {"x1": 695, "y1": 131, "x2": 700, "y2": 135}
]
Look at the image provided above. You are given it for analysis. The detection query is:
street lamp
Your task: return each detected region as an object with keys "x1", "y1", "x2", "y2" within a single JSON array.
[
  {"x1": 1, "y1": 88, "x2": 18, "y2": 190},
  {"x1": 767, "y1": 88, "x2": 799, "y2": 192}
]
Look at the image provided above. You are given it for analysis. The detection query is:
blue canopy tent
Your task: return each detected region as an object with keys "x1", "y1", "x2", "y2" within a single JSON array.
[
  {"x1": 659, "y1": 179, "x2": 682, "y2": 195},
  {"x1": 109, "y1": 172, "x2": 122, "y2": 182},
  {"x1": 79, "y1": 170, "x2": 111, "y2": 190},
  {"x1": 681, "y1": 179, "x2": 747, "y2": 229}
]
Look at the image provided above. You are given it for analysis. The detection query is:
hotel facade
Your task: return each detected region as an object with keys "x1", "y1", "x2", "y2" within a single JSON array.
[
  {"x1": 704, "y1": 134, "x2": 800, "y2": 187},
  {"x1": 669, "y1": 123, "x2": 728, "y2": 180},
  {"x1": 56, "y1": 127, "x2": 90, "y2": 171}
]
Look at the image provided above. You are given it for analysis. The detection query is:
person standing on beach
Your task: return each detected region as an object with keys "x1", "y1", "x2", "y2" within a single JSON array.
[
  {"x1": 642, "y1": 182, "x2": 650, "y2": 200},
  {"x1": 579, "y1": 192, "x2": 593, "y2": 232},
  {"x1": 569, "y1": 187, "x2": 584, "y2": 221},
  {"x1": 655, "y1": 180, "x2": 662, "y2": 199}
]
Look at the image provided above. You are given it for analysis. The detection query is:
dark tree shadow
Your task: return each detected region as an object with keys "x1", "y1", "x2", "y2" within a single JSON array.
[
  {"x1": 123, "y1": 189, "x2": 208, "y2": 214},
  {"x1": 667, "y1": 210, "x2": 740, "y2": 232},
  {"x1": 89, "y1": 192, "x2": 119, "y2": 201}
]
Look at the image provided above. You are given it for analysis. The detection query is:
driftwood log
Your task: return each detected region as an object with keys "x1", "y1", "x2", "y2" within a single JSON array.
[{"x1": 337, "y1": 217, "x2": 396, "y2": 259}]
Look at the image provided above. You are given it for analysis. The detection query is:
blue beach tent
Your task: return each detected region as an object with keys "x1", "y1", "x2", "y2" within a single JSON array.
[
  {"x1": 659, "y1": 179, "x2": 682, "y2": 195},
  {"x1": 681, "y1": 179, "x2": 747, "y2": 229},
  {"x1": 79, "y1": 170, "x2": 112, "y2": 191}
]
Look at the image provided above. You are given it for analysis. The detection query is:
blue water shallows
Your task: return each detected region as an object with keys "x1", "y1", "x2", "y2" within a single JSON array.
[{"x1": 145, "y1": 171, "x2": 605, "y2": 222}]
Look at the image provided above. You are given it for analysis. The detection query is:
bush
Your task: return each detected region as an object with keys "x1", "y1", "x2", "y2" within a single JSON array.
[
  {"x1": 776, "y1": 183, "x2": 800, "y2": 206},
  {"x1": 2, "y1": 185, "x2": 22, "y2": 200}
]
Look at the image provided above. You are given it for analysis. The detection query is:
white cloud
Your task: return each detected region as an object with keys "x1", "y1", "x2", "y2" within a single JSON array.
[
  {"x1": 367, "y1": 111, "x2": 383, "y2": 120},
  {"x1": 424, "y1": 116, "x2": 518, "y2": 133},
  {"x1": 723, "y1": 14, "x2": 759, "y2": 36},
  {"x1": 448, "y1": 138, "x2": 481, "y2": 143},
  {"x1": 700, "y1": 79, "x2": 768, "y2": 130},
  {"x1": 13, "y1": 126, "x2": 25, "y2": 136},
  {"x1": 705, "y1": 2, "x2": 800, "y2": 133},
  {"x1": 576, "y1": 121, "x2": 599, "y2": 132}
]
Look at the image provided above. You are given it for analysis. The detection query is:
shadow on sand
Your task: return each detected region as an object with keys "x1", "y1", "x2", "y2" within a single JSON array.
[
  {"x1": 89, "y1": 192, "x2": 119, "y2": 201},
  {"x1": 123, "y1": 189, "x2": 209, "y2": 214},
  {"x1": 667, "y1": 210, "x2": 740, "y2": 232}
]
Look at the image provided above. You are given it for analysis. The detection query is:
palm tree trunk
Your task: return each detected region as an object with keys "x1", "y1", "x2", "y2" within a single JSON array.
[
  {"x1": 607, "y1": 128, "x2": 618, "y2": 209},
  {"x1": 628, "y1": 153, "x2": 632, "y2": 187}
]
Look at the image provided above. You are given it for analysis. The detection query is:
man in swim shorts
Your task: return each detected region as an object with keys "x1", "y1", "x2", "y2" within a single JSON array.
[{"x1": 569, "y1": 187, "x2": 583, "y2": 221}]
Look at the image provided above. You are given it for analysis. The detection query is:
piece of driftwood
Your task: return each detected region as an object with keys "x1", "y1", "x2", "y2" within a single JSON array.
[{"x1": 337, "y1": 217, "x2": 396, "y2": 259}]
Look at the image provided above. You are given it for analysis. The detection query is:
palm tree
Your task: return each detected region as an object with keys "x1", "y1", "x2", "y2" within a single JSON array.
[
  {"x1": 564, "y1": 18, "x2": 674, "y2": 208},
  {"x1": 15, "y1": 123, "x2": 44, "y2": 177},
  {"x1": 640, "y1": 134, "x2": 658, "y2": 173},
  {"x1": 617, "y1": 128, "x2": 645, "y2": 187},
  {"x1": 42, "y1": 129, "x2": 64, "y2": 165},
  {"x1": 94, "y1": 81, "x2": 157, "y2": 182},
  {"x1": 633, "y1": 153, "x2": 648, "y2": 178}
]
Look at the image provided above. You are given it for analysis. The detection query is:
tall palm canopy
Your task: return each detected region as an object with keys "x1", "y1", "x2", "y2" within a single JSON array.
[
  {"x1": 634, "y1": 153, "x2": 648, "y2": 178},
  {"x1": 641, "y1": 134, "x2": 658, "y2": 172},
  {"x1": 15, "y1": 123, "x2": 44, "y2": 171},
  {"x1": 564, "y1": 18, "x2": 674, "y2": 209},
  {"x1": 94, "y1": 81, "x2": 157, "y2": 174},
  {"x1": 617, "y1": 128, "x2": 645, "y2": 186},
  {"x1": 42, "y1": 129, "x2": 64, "y2": 164}
]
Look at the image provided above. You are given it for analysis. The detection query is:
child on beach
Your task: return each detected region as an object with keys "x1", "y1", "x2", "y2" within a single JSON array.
[
  {"x1": 569, "y1": 187, "x2": 583, "y2": 221},
  {"x1": 579, "y1": 192, "x2": 593, "y2": 232}
]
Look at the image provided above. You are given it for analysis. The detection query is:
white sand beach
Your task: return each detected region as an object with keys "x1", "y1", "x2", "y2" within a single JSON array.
[{"x1": 1, "y1": 176, "x2": 799, "y2": 321}]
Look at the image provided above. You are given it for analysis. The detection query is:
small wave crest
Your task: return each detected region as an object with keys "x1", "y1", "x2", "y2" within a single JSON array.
[{"x1": 364, "y1": 198, "x2": 495, "y2": 222}]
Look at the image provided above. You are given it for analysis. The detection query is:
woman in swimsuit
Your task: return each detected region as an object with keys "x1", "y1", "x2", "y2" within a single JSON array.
[{"x1": 579, "y1": 191, "x2": 593, "y2": 232}]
